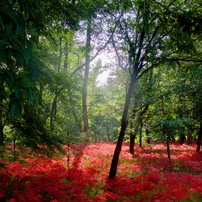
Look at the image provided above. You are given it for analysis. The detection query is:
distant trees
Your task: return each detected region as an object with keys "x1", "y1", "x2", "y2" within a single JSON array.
[{"x1": 0, "y1": 0, "x2": 80, "y2": 152}]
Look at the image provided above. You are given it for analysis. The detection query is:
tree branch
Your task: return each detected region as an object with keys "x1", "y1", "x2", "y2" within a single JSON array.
[{"x1": 70, "y1": 23, "x2": 118, "y2": 77}]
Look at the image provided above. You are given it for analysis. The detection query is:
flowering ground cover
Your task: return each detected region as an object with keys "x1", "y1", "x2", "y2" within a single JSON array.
[{"x1": 1, "y1": 142, "x2": 202, "y2": 201}]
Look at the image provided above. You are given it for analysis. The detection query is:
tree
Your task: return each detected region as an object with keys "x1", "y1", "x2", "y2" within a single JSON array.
[
  {"x1": 108, "y1": 0, "x2": 202, "y2": 179},
  {"x1": 82, "y1": 15, "x2": 92, "y2": 140},
  {"x1": 0, "y1": 0, "x2": 81, "y2": 153}
]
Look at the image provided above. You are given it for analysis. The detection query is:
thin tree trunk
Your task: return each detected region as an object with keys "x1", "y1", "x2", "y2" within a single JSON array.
[
  {"x1": 58, "y1": 37, "x2": 62, "y2": 72},
  {"x1": 106, "y1": 122, "x2": 111, "y2": 142},
  {"x1": 166, "y1": 135, "x2": 171, "y2": 163},
  {"x1": 64, "y1": 42, "x2": 68, "y2": 69},
  {"x1": 109, "y1": 67, "x2": 138, "y2": 179},
  {"x1": 187, "y1": 127, "x2": 193, "y2": 144},
  {"x1": 196, "y1": 122, "x2": 202, "y2": 152},
  {"x1": 129, "y1": 132, "x2": 135, "y2": 154},
  {"x1": 72, "y1": 106, "x2": 83, "y2": 133},
  {"x1": 139, "y1": 105, "x2": 149, "y2": 147},
  {"x1": 0, "y1": 109, "x2": 4, "y2": 144},
  {"x1": 50, "y1": 97, "x2": 57, "y2": 131},
  {"x1": 109, "y1": 27, "x2": 145, "y2": 179},
  {"x1": 129, "y1": 101, "x2": 137, "y2": 154},
  {"x1": 163, "y1": 125, "x2": 171, "y2": 162},
  {"x1": 179, "y1": 133, "x2": 186, "y2": 144},
  {"x1": 82, "y1": 16, "x2": 91, "y2": 141},
  {"x1": 139, "y1": 117, "x2": 143, "y2": 147}
]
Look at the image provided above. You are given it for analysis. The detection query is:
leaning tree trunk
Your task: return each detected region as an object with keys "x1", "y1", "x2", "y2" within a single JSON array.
[
  {"x1": 196, "y1": 122, "x2": 202, "y2": 152},
  {"x1": 82, "y1": 16, "x2": 91, "y2": 141},
  {"x1": 109, "y1": 67, "x2": 138, "y2": 179},
  {"x1": 109, "y1": 27, "x2": 145, "y2": 179}
]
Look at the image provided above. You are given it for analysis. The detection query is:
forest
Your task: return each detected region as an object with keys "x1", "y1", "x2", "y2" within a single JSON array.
[{"x1": 1, "y1": 0, "x2": 202, "y2": 201}]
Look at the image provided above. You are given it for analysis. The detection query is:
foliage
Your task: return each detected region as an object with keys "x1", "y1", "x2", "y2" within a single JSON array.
[{"x1": 1, "y1": 0, "x2": 202, "y2": 183}]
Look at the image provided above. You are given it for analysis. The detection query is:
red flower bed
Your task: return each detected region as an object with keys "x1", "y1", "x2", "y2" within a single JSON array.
[{"x1": 1, "y1": 142, "x2": 202, "y2": 201}]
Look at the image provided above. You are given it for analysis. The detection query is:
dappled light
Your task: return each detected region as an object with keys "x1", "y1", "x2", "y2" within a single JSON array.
[
  {"x1": 1, "y1": 142, "x2": 202, "y2": 201},
  {"x1": 1, "y1": 0, "x2": 202, "y2": 201}
]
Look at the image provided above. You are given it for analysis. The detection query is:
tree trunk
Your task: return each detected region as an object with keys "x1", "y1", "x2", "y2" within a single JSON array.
[
  {"x1": 0, "y1": 127, "x2": 4, "y2": 144},
  {"x1": 106, "y1": 122, "x2": 111, "y2": 142},
  {"x1": 58, "y1": 37, "x2": 62, "y2": 72},
  {"x1": 109, "y1": 28, "x2": 145, "y2": 179},
  {"x1": 163, "y1": 125, "x2": 171, "y2": 162},
  {"x1": 139, "y1": 105, "x2": 149, "y2": 147},
  {"x1": 0, "y1": 109, "x2": 5, "y2": 144},
  {"x1": 50, "y1": 97, "x2": 57, "y2": 131},
  {"x1": 187, "y1": 127, "x2": 193, "y2": 144},
  {"x1": 64, "y1": 42, "x2": 68, "y2": 69},
  {"x1": 146, "y1": 127, "x2": 150, "y2": 144},
  {"x1": 139, "y1": 117, "x2": 143, "y2": 147},
  {"x1": 129, "y1": 101, "x2": 137, "y2": 154},
  {"x1": 166, "y1": 135, "x2": 171, "y2": 163},
  {"x1": 196, "y1": 122, "x2": 202, "y2": 152},
  {"x1": 72, "y1": 106, "x2": 83, "y2": 133},
  {"x1": 129, "y1": 133, "x2": 135, "y2": 154},
  {"x1": 179, "y1": 133, "x2": 186, "y2": 144},
  {"x1": 82, "y1": 16, "x2": 91, "y2": 140},
  {"x1": 108, "y1": 67, "x2": 138, "y2": 179}
]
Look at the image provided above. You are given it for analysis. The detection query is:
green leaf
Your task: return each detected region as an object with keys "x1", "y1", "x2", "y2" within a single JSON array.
[
  {"x1": 5, "y1": 23, "x2": 14, "y2": 36},
  {"x1": 27, "y1": 88, "x2": 34, "y2": 101},
  {"x1": 10, "y1": 101, "x2": 22, "y2": 119},
  {"x1": 0, "y1": 87, "x2": 7, "y2": 102},
  {"x1": 5, "y1": 74, "x2": 14, "y2": 91},
  {"x1": 15, "y1": 25, "x2": 23, "y2": 37},
  {"x1": 18, "y1": 77, "x2": 32, "y2": 88},
  {"x1": 14, "y1": 84, "x2": 22, "y2": 99},
  {"x1": 0, "y1": 40, "x2": 9, "y2": 49},
  {"x1": 0, "y1": 50, "x2": 8, "y2": 62},
  {"x1": 12, "y1": 49, "x2": 26, "y2": 65}
]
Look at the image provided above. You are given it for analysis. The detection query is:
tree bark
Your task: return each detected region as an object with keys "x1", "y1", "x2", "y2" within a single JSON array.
[
  {"x1": 0, "y1": 109, "x2": 4, "y2": 144},
  {"x1": 146, "y1": 127, "x2": 150, "y2": 144},
  {"x1": 106, "y1": 121, "x2": 111, "y2": 142},
  {"x1": 129, "y1": 100, "x2": 137, "y2": 154},
  {"x1": 139, "y1": 105, "x2": 149, "y2": 147},
  {"x1": 129, "y1": 132, "x2": 135, "y2": 154},
  {"x1": 72, "y1": 106, "x2": 83, "y2": 133},
  {"x1": 50, "y1": 97, "x2": 57, "y2": 131},
  {"x1": 82, "y1": 16, "x2": 91, "y2": 140},
  {"x1": 0, "y1": 127, "x2": 4, "y2": 144},
  {"x1": 139, "y1": 117, "x2": 143, "y2": 147},
  {"x1": 187, "y1": 127, "x2": 193, "y2": 144},
  {"x1": 109, "y1": 67, "x2": 138, "y2": 179},
  {"x1": 163, "y1": 125, "x2": 171, "y2": 162},
  {"x1": 196, "y1": 122, "x2": 202, "y2": 152},
  {"x1": 64, "y1": 42, "x2": 68, "y2": 69},
  {"x1": 179, "y1": 133, "x2": 186, "y2": 144},
  {"x1": 109, "y1": 27, "x2": 145, "y2": 179}
]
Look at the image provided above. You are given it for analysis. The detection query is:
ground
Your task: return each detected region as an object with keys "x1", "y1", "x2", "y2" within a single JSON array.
[{"x1": 1, "y1": 142, "x2": 202, "y2": 201}]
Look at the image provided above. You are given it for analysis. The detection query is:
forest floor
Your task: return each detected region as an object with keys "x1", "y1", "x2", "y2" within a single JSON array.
[{"x1": 1, "y1": 141, "x2": 202, "y2": 201}]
